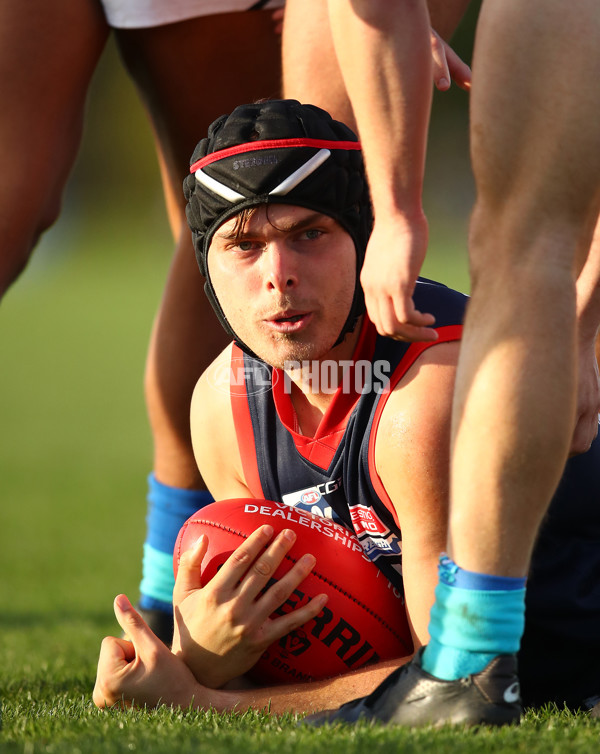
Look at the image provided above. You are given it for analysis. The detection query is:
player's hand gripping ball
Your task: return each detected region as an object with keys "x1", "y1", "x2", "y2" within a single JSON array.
[{"x1": 174, "y1": 498, "x2": 413, "y2": 684}]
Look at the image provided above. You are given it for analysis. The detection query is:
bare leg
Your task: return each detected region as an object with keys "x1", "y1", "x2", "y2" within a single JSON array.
[
  {"x1": 449, "y1": 0, "x2": 600, "y2": 576},
  {"x1": 116, "y1": 10, "x2": 282, "y2": 490},
  {"x1": 282, "y1": 0, "x2": 355, "y2": 130},
  {"x1": 0, "y1": 0, "x2": 108, "y2": 294}
]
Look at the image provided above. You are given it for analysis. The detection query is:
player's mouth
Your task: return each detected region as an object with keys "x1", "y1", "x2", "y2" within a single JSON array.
[{"x1": 266, "y1": 310, "x2": 312, "y2": 333}]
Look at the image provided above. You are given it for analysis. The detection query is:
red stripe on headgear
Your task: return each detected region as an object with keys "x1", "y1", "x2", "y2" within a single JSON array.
[{"x1": 190, "y1": 137, "x2": 362, "y2": 173}]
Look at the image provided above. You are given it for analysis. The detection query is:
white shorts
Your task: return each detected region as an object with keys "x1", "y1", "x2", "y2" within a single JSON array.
[{"x1": 102, "y1": 0, "x2": 284, "y2": 29}]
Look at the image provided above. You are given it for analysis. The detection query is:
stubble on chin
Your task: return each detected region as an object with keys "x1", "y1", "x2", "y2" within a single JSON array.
[{"x1": 262, "y1": 335, "x2": 318, "y2": 371}]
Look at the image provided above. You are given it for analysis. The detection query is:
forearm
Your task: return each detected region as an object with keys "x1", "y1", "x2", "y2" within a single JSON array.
[
  {"x1": 327, "y1": 0, "x2": 432, "y2": 217},
  {"x1": 142, "y1": 658, "x2": 406, "y2": 714},
  {"x1": 215, "y1": 657, "x2": 408, "y2": 715}
]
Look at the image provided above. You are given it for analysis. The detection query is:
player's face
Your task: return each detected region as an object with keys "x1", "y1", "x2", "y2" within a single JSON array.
[{"x1": 208, "y1": 205, "x2": 358, "y2": 368}]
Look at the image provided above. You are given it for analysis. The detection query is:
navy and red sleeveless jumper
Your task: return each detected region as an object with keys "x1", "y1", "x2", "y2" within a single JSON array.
[
  {"x1": 229, "y1": 278, "x2": 600, "y2": 709},
  {"x1": 231, "y1": 279, "x2": 465, "y2": 589}
]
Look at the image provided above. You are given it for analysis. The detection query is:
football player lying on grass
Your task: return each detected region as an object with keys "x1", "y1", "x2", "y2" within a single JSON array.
[
  {"x1": 93, "y1": 100, "x2": 600, "y2": 716},
  {"x1": 94, "y1": 99, "x2": 457, "y2": 713}
]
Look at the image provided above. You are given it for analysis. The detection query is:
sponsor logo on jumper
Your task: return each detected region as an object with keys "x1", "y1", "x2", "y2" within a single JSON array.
[
  {"x1": 300, "y1": 490, "x2": 322, "y2": 506},
  {"x1": 349, "y1": 504, "x2": 389, "y2": 537},
  {"x1": 348, "y1": 503, "x2": 402, "y2": 568},
  {"x1": 244, "y1": 501, "x2": 367, "y2": 558},
  {"x1": 281, "y1": 478, "x2": 342, "y2": 518},
  {"x1": 360, "y1": 534, "x2": 402, "y2": 560}
]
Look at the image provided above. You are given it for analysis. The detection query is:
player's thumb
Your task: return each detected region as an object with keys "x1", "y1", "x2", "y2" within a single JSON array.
[
  {"x1": 113, "y1": 594, "x2": 161, "y2": 652},
  {"x1": 173, "y1": 535, "x2": 208, "y2": 604}
]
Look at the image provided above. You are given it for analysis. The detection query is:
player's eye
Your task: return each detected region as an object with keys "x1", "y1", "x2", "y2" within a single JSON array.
[
  {"x1": 303, "y1": 228, "x2": 323, "y2": 240},
  {"x1": 228, "y1": 239, "x2": 261, "y2": 253}
]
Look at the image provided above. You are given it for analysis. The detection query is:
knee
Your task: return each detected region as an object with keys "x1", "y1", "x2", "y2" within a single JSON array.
[
  {"x1": 0, "y1": 185, "x2": 64, "y2": 296},
  {"x1": 468, "y1": 203, "x2": 581, "y2": 300}
]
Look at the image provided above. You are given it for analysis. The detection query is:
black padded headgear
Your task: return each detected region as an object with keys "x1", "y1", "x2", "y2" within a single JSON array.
[{"x1": 184, "y1": 99, "x2": 372, "y2": 356}]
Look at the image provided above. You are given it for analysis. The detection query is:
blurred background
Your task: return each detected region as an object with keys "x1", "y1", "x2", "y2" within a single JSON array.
[{"x1": 0, "y1": 3, "x2": 478, "y2": 679}]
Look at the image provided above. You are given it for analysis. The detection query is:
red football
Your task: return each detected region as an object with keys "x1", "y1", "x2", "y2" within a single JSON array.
[{"x1": 173, "y1": 498, "x2": 413, "y2": 684}]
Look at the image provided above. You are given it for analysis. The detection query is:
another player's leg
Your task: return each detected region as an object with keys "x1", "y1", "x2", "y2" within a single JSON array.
[
  {"x1": 307, "y1": 0, "x2": 600, "y2": 726},
  {"x1": 282, "y1": 0, "x2": 356, "y2": 130},
  {"x1": 115, "y1": 10, "x2": 282, "y2": 642},
  {"x1": 0, "y1": 0, "x2": 108, "y2": 296},
  {"x1": 432, "y1": 0, "x2": 600, "y2": 688}
]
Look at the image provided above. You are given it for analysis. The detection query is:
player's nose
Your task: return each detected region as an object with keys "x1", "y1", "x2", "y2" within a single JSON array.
[{"x1": 264, "y1": 242, "x2": 299, "y2": 292}]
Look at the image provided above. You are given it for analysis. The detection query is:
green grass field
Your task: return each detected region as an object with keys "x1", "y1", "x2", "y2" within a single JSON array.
[{"x1": 2, "y1": 228, "x2": 599, "y2": 752}]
